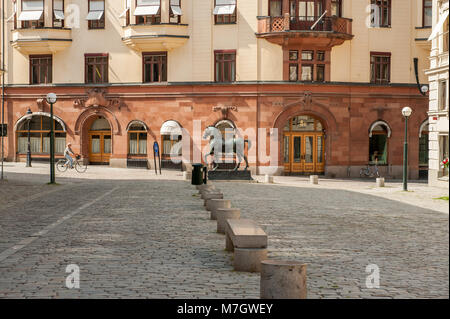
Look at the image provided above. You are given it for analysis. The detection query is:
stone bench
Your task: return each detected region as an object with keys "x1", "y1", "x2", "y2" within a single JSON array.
[
  {"x1": 203, "y1": 193, "x2": 224, "y2": 206},
  {"x1": 224, "y1": 219, "x2": 268, "y2": 272},
  {"x1": 216, "y1": 208, "x2": 240, "y2": 234},
  {"x1": 206, "y1": 199, "x2": 231, "y2": 218}
]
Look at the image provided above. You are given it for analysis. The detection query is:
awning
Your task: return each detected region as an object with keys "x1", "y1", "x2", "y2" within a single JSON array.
[
  {"x1": 160, "y1": 120, "x2": 182, "y2": 135},
  {"x1": 86, "y1": 11, "x2": 104, "y2": 20},
  {"x1": 428, "y1": 10, "x2": 449, "y2": 41},
  {"x1": 54, "y1": 10, "x2": 65, "y2": 20},
  {"x1": 171, "y1": 0, "x2": 182, "y2": 15},
  {"x1": 213, "y1": 0, "x2": 236, "y2": 15},
  {"x1": 134, "y1": 6, "x2": 160, "y2": 16},
  {"x1": 18, "y1": 11, "x2": 43, "y2": 21}
]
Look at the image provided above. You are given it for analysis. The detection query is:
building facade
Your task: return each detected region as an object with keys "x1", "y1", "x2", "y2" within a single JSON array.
[
  {"x1": 426, "y1": 0, "x2": 449, "y2": 187},
  {"x1": 0, "y1": 0, "x2": 433, "y2": 178}
]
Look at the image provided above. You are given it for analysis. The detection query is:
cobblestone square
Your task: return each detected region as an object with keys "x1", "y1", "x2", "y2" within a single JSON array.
[{"x1": 0, "y1": 164, "x2": 448, "y2": 299}]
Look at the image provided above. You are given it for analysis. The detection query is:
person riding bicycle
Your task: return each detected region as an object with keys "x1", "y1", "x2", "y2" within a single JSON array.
[{"x1": 64, "y1": 143, "x2": 75, "y2": 169}]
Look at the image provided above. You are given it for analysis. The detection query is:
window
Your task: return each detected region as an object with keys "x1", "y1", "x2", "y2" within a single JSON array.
[
  {"x1": 19, "y1": 0, "x2": 44, "y2": 28},
  {"x1": 214, "y1": 0, "x2": 237, "y2": 24},
  {"x1": 119, "y1": 0, "x2": 132, "y2": 26},
  {"x1": 30, "y1": 55, "x2": 52, "y2": 84},
  {"x1": 53, "y1": 0, "x2": 64, "y2": 27},
  {"x1": 331, "y1": 0, "x2": 342, "y2": 17},
  {"x1": 143, "y1": 52, "x2": 167, "y2": 83},
  {"x1": 288, "y1": 49, "x2": 326, "y2": 82},
  {"x1": 439, "y1": 80, "x2": 448, "y2": 111},
  {"x1": 269, "y1": 0, "x2": 282, "y2": 16},
  {"x1": 87, "y1": 0, "x2": 105, "y2": 29},
  {"x1": 85, "y1": 54, "x2": 108, "y2": 84},
  {"x1": 419, "y1": 121, "x2": 429, "y2": 166},
  {"x1": 16, "y1": 115, "x2": 66, "y2": 155},
  {"x1": 215, "y1": 51, "x2": 236, "y2": 82},
  {"x1": 135, "y1": 0, "x2": 161, "y2": 25},
  {"x1": 423, "y1": 0, "x2": 432, "y2": 27},
  {"x1": 370, "y1": 52, "x2": 391, "y2": 84},
  {"x1": 443, "y1": 17, "x2": 449, "y2": 52},
  {"x1": 169, "y1": 0, "x2": 182, "y2": 24},
  {"x1": 440, "y1": 135, "x2": 449, "y2": 176},
  {"x1": 128, "y1": 123, "x2": 147, "y2": 155},
  {"x1": 369, "y1": 124, "x2": 389, "y2": 165},
  {"x1": 370, "y1": 0, "x2": 391, "y2": 27}
]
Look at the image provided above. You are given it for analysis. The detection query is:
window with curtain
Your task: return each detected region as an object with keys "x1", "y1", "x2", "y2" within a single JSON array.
[
  {"x1": 370, "y1": 52, "x2": 390, "y2": 84},
  {"x1": 87, "y1": 0, "x2": 105, "y2": 29},
  {"x1": 29, "y1": 55, "x2": 52, "y2": 84},
  {"x1": 215, "y1": 51, "x2": 236, "y2": 82},
  {"x1": 170, "y1": 0, "x2": 182, "y2": 23},
  {"x1": 85, "y1": 54, "x2": 109, "y2": 84},
  {"x1": 16, "y1": 115, "x2": 66, "y2": 155},
  {"x1": 19, "y1": 0, "x2": 44, "y2": 28},
  {"x1": 214, "y1": 0, "x2": 237, "y2": 24},
  {"x1": 423, "y1": 0, "x2": 432, "y2": 27},
  {"x1": 135, "y1": 0, "x2": 161, "y2": 24},
  {"x1": 269, "y1": 0, "x2": 282, "y2": 16},
  {"x1": 53, "y1": 0, "x2": 64, "y2": 27},
  {"x1": 162, "y1": 135, "x2": 182, "y2": 156},
  {"x1": 369, "y1": 125, "x2": 388, "y2": 165},
  {"x1": 128, "y1": 123, "x2": 147, "y2": 155}
]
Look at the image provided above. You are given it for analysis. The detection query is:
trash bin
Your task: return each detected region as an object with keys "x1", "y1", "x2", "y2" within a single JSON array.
[{"x1": 192, "y1": 163, "x2": 204, "y2": 185}]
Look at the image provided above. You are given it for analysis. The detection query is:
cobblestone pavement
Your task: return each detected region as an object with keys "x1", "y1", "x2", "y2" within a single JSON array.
[{"x1": 0, "y1": 164, "x2": 448, "y2": 298}]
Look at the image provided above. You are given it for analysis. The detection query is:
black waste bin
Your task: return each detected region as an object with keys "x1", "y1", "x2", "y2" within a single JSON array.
[{"x1": 192, "y1": 163, "x2": 204, "y2": 185}]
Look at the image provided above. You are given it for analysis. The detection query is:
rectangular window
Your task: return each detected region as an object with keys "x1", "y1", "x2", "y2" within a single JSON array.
[
  {"x1": 19, "y1": 0, "x2": 44, "y2": 28},
  {"x1": 85, "y1": 54, "x2": 108, "y2": 84},
  {"x1": 135, "y1": 0, "x2": 161, "y2": 24},
  {"x1": 370, "y1": 52, "x2": 391, "y2": 84},
  {"x1": 30, "y1": 55, "x2": 52, "y2": 84},
  {"x1": 169, "y1": 0, "x2": 182, "y2": 23},
  {"x1": 317, "y1": 51, "x2": 325, "y2": 61},
  {"x1": 301, "y1": 65, "x2": 313, "y2": 81},
  {"x1": 87, "y1": 0, "x2": 105, "y2": 29},
  {"x1": 443, "y1": 17, "x2": 449, "y2": 52},
  {"x1": 423, "y1": 0, "x2": 432, "y2": 27},
  {"x1": 331, "y1": 0, "x2": 342, "y2": 17},
  {"x1": 53, "y1": 0, "x2": 64, "y2": 27},
  {"x1": 143, "y1": 52, "x2": 167, "y2": 83},
  {"x1": 439, "y1": 80, "x2": 448, "y2": 111},
  {"x1": 441, "y1": 135, "x2": 449, "y2": 176},
  {"x1": 269, "y1": 0, "x2": 282, "y2": 16},
  {"x1": 370, "y1": 0, "x2": 391, "y2": 28},
  {"x1": 316, "y1": 64, "x2": 325, "y2": 82},
  {"x1": 215, "y1": 51, "x2": 236, "y2": 82},
  {"x1": 301, "y1": 50, "x2": 314, "y2": 61},
  {"x1": 214, "y1": 0, "x2": 237, "y2": 24},
  {"x1": 289, "y1": 50, "x2": 298, "y2": 61},
  {"x1": 289, "y1": 64, "x2": 298, "y2": 81}
]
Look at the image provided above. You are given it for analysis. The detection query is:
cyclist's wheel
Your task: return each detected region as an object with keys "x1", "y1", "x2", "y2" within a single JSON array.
[
  {"x1": 75, "y1": 161, "x2": 88, "y2": 173},
  {"x1": 56, "y1": 160, "x2": 68, "y2": 172}
]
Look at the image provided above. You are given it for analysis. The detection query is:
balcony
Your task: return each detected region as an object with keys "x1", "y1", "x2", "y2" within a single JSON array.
[
  {"x1": 256, "y1": 14, "x2": 353, "y2": 47},
  {"x1": 414, "y1": 27, "x2": 432, "y2": 49},
  {"x1": 11, "y1": 28, "x2": 72, "y2": 54},
  {"x1": 122, "y1": 24, "x2": 189, "y2": 52}
]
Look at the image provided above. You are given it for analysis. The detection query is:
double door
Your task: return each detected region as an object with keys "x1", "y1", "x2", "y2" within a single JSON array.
[
  {"x1": 284, "y1": 132, "x2": 325, "y2": 173},
  {"x1": 89, "y1": 131, "x2": 111, "y2": 164},
  {"x1": 289, "y1": 0, "x2": 324, "y2": 29}
]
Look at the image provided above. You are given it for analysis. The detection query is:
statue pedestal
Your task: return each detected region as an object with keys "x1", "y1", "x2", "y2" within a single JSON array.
[{"x1": 208, "y1": 170, "x2": 253, "y2": 181}]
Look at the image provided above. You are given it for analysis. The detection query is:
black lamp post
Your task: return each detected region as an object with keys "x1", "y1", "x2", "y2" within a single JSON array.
[
  {"x1": 402, "y1": 106, "x2": 412, "y2": 191},
  {"x1": 46, "y1": 93, "x2": 57, "y2": 184},
  {"x1": 25, "y1": 108, "x2": 32, "y2": 167}
]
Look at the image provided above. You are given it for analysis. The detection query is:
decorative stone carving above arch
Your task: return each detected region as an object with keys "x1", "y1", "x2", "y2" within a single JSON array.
[
  {"x1": 74, "y1": 106, "x2": 121, "y2": 135},
  {"x1": 15, "y1": 112, "x2": 67, "y2": 132}
]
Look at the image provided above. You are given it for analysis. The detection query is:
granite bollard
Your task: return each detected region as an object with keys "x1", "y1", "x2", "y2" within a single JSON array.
[
  {"x1": 203, "y1": 193, "x2": 224, "y2": 207},
  {"x1": 376, "y1": 177, "x2": 385, "y2": 187},
  {"x1": 216, "y1": 208, "x2": 241, "y2": 233},
  {"x1": 260, "y1": 260, "x2": 307, "y2": 299},
  {"x1": 208, "y1": 199, "x2": 231, "y2": 219},
  {"x1": 310, "y1": 175, "x2": 319, "y2": 185}
]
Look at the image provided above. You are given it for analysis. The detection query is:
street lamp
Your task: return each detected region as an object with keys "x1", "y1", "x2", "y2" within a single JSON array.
[
  {"x1": 46, "y1": 93, "x2": 57, "y2": 184},
  {"x1": 25, "y1": 108, "x2": 32, "y2": 167},
  {"x1": 402, "y1": 106, "x2": 413, "y2": 191}
]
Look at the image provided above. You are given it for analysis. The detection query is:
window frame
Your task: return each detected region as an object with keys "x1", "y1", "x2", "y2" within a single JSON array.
[
  {"x1": 439, "y1": 80, "x2": 449, "y2": 111},
  {"x1": 214, "y1": 50, "x2": 236, "y2": 83},
  {"x1": 128, "y1": 126, "x2": 148, "y2": 156},
  {"x1": 88, "y1": 0, "x2": 105, "y2": 30},
  {"x1": 135, "y1": 0, "x2": 161, "y2": 25},
  {"x1": 331, "y1": 0, "x2": 342, "y2": 17},
  {"x1": 142, "y1": 52, "x2": 168, "y2": 83},
  {"x1": 21, "y1": 0, "x2": 45, "y2": 29},
  {"x1": 29, "y1": 54, "x2": 52, "y2": 85},
  {"x1": 288, "y1": 49, "x2": 327, "y2": 82},
  {"x1": 214, "y1": 0, "x2": 237, "y2": 25},
  {"x1": 370, "y1": 52, "x2": 391, "y2": 84},
  {"x1": 269, "y1": 0, "x2": 282, "y2": 17},
  {"x1": 422, "y1": 0, "x2": 432, "y2": 27},
  {"x1": 52, "y1": 0, "x2": 64, "y2": 28},
  {"x1": 84, "y1": 53, "x2": 109, "y2": 84},
  {"x1": 169, "y1": 0, "x2": 181, "y2": 24},
  {"x1": 370, "y1": 0, "x2": 391, "y2": 28}
]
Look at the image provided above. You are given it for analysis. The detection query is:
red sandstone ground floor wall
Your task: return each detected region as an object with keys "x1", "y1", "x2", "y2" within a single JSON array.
[{"x1": 2, "y1": 83, "x2": 429, "y2": 179}]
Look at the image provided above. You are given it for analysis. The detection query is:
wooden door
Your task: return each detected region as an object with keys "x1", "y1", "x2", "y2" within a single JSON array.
[{"x1": 89, "y1": 131, "x2": 111, "y2": 164}]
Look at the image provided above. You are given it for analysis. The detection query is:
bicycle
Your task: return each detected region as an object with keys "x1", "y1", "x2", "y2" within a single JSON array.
[
  {"x1": 359, "y1": 163, "x2": 380, "y2": 178},
  {"x1": 56, "y1": 155, "x2": 87, "y2": 173}
]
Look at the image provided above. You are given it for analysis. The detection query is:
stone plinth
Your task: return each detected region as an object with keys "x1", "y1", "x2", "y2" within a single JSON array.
[
  {"x1": 260, "y1": 260, "x2": 307, "y2": 299},
  {"x1": 265, "y1": 175, "x2": 274, "y2": 183},
  {"x1": 234, "y1": 248, "x2": 268, "y2": 272},
  {"x1": 376, "y1": 177, "x2": 385, "y2": 187},
  {"x1": 310, "y1": 175, "x2": 319, "y2": 185},
  {"x1": 203, "y1": 193, "x2": 224, "y2": 206},
  {"x1": 208, "y1": 200, "x2": 232, "y2": 219},
  {"x1": 216, "y1": 208, "x2": 241, "y2": 233}
]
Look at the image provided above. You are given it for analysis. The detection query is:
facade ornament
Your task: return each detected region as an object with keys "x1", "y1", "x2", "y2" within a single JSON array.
[
  {"x1": 73, "y1": 88, "x2": 126, "y2": 110},
  {"x1": 36, "y1": 98, "x2": 47, "y2": 111},
  {"x1": 213, "y1": 105, "x2": 237, "y2": 118}
]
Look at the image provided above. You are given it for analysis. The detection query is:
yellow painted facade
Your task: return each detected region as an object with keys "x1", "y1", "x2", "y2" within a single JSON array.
[{"x1": 3, "y1": 0, "x2": 431, "y2": 85}]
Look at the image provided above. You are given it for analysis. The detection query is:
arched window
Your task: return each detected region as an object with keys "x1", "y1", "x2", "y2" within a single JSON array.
[
  {"x1": 369, "y1": 121, "x2": 391, "y2": 165},
  {"x1": 160, "y1": 120, "x2": 182, "y2": 157},
  {"x1": 16, "y1": 114, "x2": 66, "y2": 155},
  {"x1": 215, "y1": 120, "x2": 235, "y2": 140},
  {"x1": 127, "y1": 121, "x2": 147, "y2": 155}
]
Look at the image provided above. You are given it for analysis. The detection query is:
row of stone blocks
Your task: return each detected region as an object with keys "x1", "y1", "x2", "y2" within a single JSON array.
[{"x1": 195, "y1": 182, "x2": 307, "y2": 299}]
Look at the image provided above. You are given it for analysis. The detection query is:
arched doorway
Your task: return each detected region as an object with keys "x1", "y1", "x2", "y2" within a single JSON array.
[
  {"x1": 283, "y1": 115, "x2": 325, "y2": 174},
  {"x1": 88, "y1": 116, "x2": 111, "y2": 164}
]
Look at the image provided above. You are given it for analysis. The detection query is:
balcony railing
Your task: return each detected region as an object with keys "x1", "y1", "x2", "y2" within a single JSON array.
[{"x1": 258, "y1": 14, "x2": 352, "y2": 35}]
